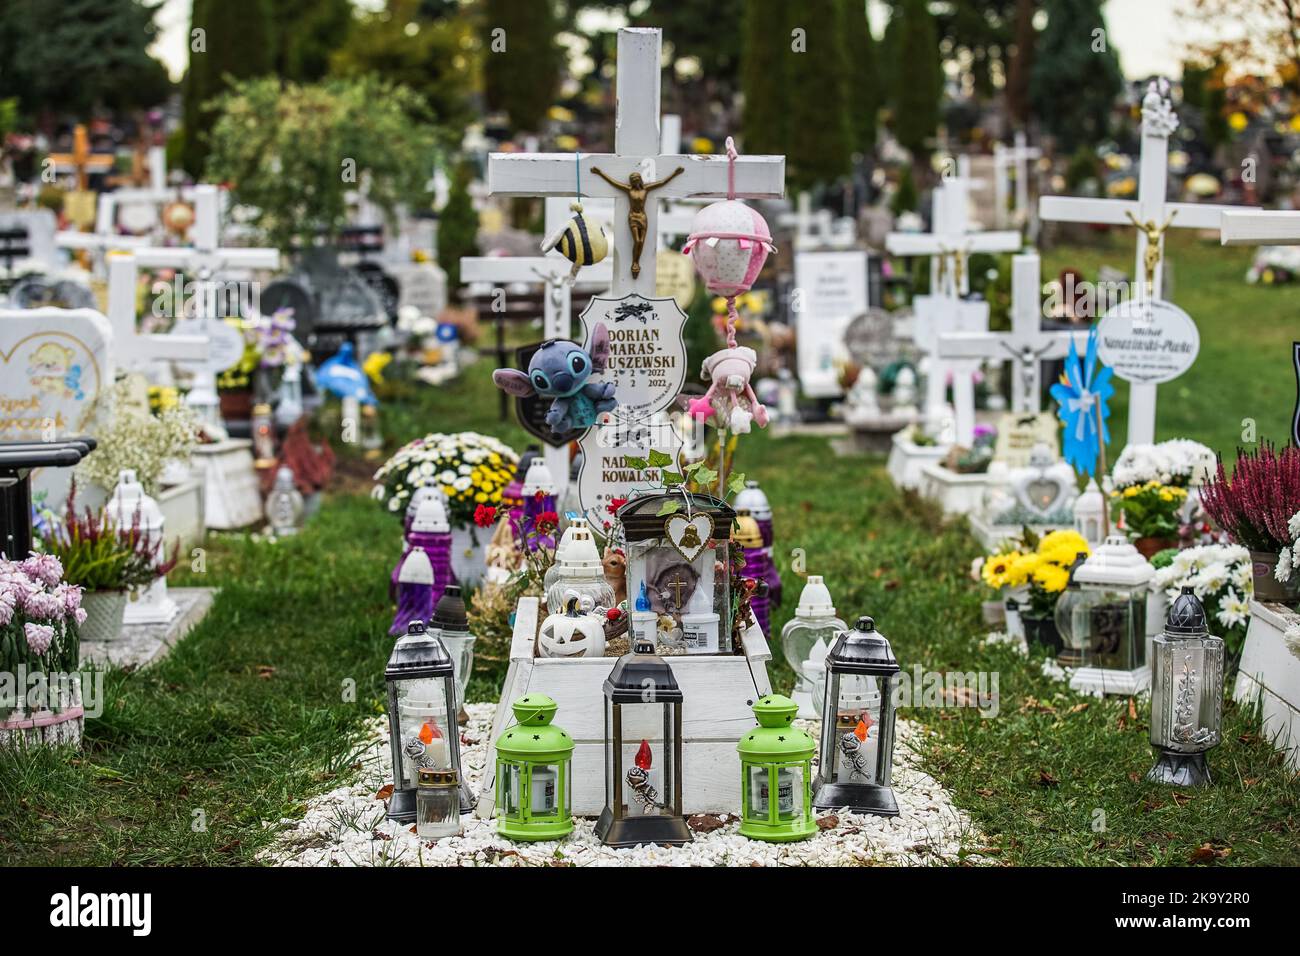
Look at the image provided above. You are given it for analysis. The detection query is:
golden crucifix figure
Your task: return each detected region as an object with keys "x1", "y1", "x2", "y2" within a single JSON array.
[
  {"x1": 1126, "y1": 210, "x2": 1177, "y2": 296},
  {"x1": 590, "y1": 165, "x2": 685, "y2": 278}
]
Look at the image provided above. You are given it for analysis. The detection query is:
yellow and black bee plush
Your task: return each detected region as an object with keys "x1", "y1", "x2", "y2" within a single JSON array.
[{"x1": 542, "y1": 201, "x2": 610, "y2": 280}]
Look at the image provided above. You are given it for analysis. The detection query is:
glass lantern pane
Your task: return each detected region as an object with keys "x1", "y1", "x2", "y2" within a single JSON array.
[
  {"x1": 782, "y1": 619, "x2": 840, "y2": 699},
  {"x1": 781, "y1": 764, "x2": 804, "y2": 821},
  {"x1": 530, "y1": 764, "x2": 560, "y2": 816},
  {"x1": 832, "y1": 675, "x2": 882, "y2": 784},
  {"x1": 1082, "y1": 589, "x2": 1146, "y2": 671},
  {"x1": 1153, "y1": 636, "x2": 1224, "y2": 752},
  {"x1": 501, "y1": 763, "x2": 521, "y2": 816},
  {"x1": 616, "y1": 703, "x2": 670, "y2": 817},
  {"x1": 395, "y1": 677, "x2": 451, "y2": 788},
  {"x1": 626, "y1": 537, "x2": 728, "y2": 654}
]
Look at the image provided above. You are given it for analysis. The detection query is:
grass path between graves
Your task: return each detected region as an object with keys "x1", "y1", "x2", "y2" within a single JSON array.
[{"x1": 1, "y1": 234, "x2": 1296, "y2": 865}]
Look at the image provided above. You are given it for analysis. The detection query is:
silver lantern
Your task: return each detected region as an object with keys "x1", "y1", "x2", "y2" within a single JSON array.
[{"x1": 1148, "y1": 587, "x2": 1224, "y2": 787}]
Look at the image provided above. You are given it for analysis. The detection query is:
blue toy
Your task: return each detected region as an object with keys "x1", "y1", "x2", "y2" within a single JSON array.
[
  {"x1": 1050, "y1": 326, "x2": 1113, "y2": 478},
  {"x1": 316, "y1": 342, "x2": 377, "y2": 405},
  {"x1": 492, "y1": 322, "x2": 617, "y2": 433}
]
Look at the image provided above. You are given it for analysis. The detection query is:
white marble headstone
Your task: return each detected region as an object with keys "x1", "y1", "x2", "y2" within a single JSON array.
[{"x1": 0, "y1": 307, "x2": 114, "y2": 512}]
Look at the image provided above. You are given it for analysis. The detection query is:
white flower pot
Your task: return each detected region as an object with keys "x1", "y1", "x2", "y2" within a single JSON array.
[{"x1": 79, "y1": 590, "x2": 128, "y2": 644}]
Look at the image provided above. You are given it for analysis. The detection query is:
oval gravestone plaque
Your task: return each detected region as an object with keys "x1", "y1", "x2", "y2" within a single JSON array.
[
  {"x1": 578, "y1": 293, "x2": 688, "y2": 420},
  {"x1": 513, "y1": 340, "x2": 585, "y2": 449},
  {"x1": 1096, "y1": 298, "x2": 1199, "y2": 385}
]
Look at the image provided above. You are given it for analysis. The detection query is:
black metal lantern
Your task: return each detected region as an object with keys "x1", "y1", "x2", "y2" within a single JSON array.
[
  {"x1": 384, "y1": 620, "x2": 472, "y2": 822},
  {"x1": 813, "y1": 616, "x2": 901, "y2": 817},
  {"x1": 594, "y1": 632, "x2": 692, "y2": 847}
]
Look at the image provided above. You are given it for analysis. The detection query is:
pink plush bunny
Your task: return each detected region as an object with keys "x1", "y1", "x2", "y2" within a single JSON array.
[{"x1": 688, "y1": 345, "x2": 769, "y2": 433}]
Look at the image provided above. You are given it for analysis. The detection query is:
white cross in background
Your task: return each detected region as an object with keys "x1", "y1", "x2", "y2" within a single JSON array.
[
  {"x1": 993, "y1": 132, "x2": 1042, "y2": 233},
  {"x1": 1039, "y1": 80, "x2": 1256, "y2": 446},
  {"x1": 779, "y1": 192, "x2": 857, "y2": 250},
  {"x1": 937, "y1": 253, "x2": 1091, "y2": 442},
  {"x1": 485, "y1": 28, "x2": 785, "y2": 299},
  {"x1": 105, "y1": 251, "x2": 209, "y2": 374},
  {"x1": 120, "y1": 185, "x2": 279, "y2": 401},
  {"x1": 885, "y1": 174, "x2": 1022, "y2": 298}
]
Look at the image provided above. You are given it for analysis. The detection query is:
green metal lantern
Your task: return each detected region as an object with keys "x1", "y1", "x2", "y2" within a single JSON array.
[
  {"x1": 737, "y1": 695, "x2": 817, "y2": 843},
  {"x1": 494, "y1": 695, "x2": 574, "y2": 842}
]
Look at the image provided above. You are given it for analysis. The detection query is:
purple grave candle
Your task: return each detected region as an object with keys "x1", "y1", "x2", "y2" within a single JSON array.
[
  {"x1": 393, "y1": 497, "x2": 452, "y2": 598},
  {"x1": 735, "y1": 480, "x2": 780, "y2": 606},
  {"x1": 391, "y1": 547, "x2": 434, "y2": 635}
]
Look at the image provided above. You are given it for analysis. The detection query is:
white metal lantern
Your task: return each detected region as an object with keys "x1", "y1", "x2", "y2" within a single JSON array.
[
  {"x1": 779, "y1": 575, "x2": 847, "y2": 719},
  {"x1": 185, "y1": 370, "x2": 223, "y2": 431},
  {"x1": 1072, "y1": 477, "x2": 1107, "y2": 547},
  {"x1": 1055, "y1": 535, "x2": 1154, "y2": 696},
  {"x1": 265, "y1": 466, "x2": 305, "y2": 536},
  {"x1": 1148, "y1": 587, "x2": 1224, "y2": 787},
  {"x1": 812, "y1": 616, "x2": 900, "y2": 817},
  {"x1": 104, "y1": 468, "x2": 177, "y2": 625},
  {"x1": 384, "y1": 620, "x2": 471, "y2": 822},
  {"x1": 543, "y1": 517, "x2": 615, "y2": 616}
]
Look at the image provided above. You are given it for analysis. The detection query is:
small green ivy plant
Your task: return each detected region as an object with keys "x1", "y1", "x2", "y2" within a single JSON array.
[{"x1": 620, "y1": 449, "x2": 747, "y2": 517}]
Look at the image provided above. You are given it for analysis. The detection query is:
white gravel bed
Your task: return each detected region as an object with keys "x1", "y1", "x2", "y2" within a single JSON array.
[{"x1": 261, "y1": 702, "x2": 986, "y2": 867}]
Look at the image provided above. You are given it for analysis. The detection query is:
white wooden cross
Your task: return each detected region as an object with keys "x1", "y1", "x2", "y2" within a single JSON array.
[
  {"x1": 1039, "y1": 79, "x2": 1256, "y2": 446},
  {"x1": 105, "y1": 250, "x2": 209, "y2": 375},
  {"x1": 133, "y1": 185, "x2": 279, "y2": 276},
  {"x1": 886, "y1": 176, "x2": 1021, "y2": 298},
  {"x1": 485, "y1": 28, "x2": 785, "y2": 300},
  {"x1": 937, "y1": 253, "x2": 1092, "y2": 443},
  {"x1": 993, "y1": 132, "x2": 1041, "y2": 231},
  {"x1": 1220, "y1": 209, "x2": 1300, "y2": 245}
]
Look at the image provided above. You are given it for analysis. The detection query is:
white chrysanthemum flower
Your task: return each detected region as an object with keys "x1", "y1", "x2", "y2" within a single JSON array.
[
  {"x1": 452, "y1": 476, "x2": 472, "y2": 491},
  {"x1": 1277, "y1": 547, "x2": 1295, "y2": 584}
]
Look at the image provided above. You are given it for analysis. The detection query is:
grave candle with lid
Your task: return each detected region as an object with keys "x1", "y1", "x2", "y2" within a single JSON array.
[
  {"x1": 542, "y1": 517, "x2": 615, "y2": 615},
  {"x1": 1148, "y1": 588, "x2": 1224, "y2": 787},
  {"x1": 780, "y1": 575, "x2": 847, "y2": 719},
  {"x1": 733, "y1": 479, "x2": 781, "y2": 605}
]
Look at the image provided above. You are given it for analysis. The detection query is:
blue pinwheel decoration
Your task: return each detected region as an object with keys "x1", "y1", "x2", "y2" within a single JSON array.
[
  {"x1": 1050, "y1": 326, "x2": 1113, "y2": 477},
  {"x1": 315, "y1": 342, "x2": 378, "y2": 406}
]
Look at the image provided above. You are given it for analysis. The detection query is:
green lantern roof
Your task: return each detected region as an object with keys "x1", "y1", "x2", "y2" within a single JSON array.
[
  {"x1": 497, "y1": 695, "x2": 573, "y2": 760},
  {"x1": 737, "y1": 694, "x2": 816, "y2": 759}
]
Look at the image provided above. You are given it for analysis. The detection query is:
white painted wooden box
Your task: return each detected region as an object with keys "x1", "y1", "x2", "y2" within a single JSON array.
[
  {"x1": 157, "y1": 477, "x2": 205, "y2": 549},
  {"x1": 919, "y1": 462, "x2": 990, "y2": 517},
  {"x1": 886, "y1": 431, "x2": 949, "y2": 491},
  {"x1": 1233, "y1": 600, "x2": 1300, "y2": 772},
  {"x1": 192, "y1": 440, "x2": 262, "y2": 530},
  {"x1": 475, "y1": 596, "x2": 773, "y2": 818}
]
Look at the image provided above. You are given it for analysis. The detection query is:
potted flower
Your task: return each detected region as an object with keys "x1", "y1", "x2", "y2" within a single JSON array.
[
  {"x1": 1005, "y1": 529, "x2": 1092, "y2": 653},
  {"x1": 1110, "y1": 480, "x2": 1187, "y2": 558},
  {"x1": 1200, "y1": 443, "x2": 1300, "y2": 604},
  {"x1": 973, "y1": 544, "x2": 1024, "y2": 626},
  {"x1": 373, "y1": 432, "x2": 520, "y2": 587},
  {"x1": 1273, "y1": 509, "x2": 1300, "y2": 605},
  {"x1": 0, "y1": 553, "x2": 84, "y2": 729},
  {"x1": 1151, "y1": 544, "x2": 1254, "y2": 661},
  {"x1": 38, "y1": 486, "x2": 170, "y2": 645}
]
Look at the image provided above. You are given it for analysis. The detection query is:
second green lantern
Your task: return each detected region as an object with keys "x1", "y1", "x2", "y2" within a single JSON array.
[
  {"x1": 737, "y1": 695, "x2": 818, "y2": 842},
  {"x1": 495, "y1": 695, "x2": 574, "y2": 842}
]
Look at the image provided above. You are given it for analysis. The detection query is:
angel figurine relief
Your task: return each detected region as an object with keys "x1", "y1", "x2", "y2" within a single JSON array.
[{"x1": 590, "y1": 165, "x2": 684, "y2": 278}]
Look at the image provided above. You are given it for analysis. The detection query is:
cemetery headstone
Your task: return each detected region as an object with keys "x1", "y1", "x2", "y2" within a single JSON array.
[{"x1": 793, "y1": 249, "x2": 870, "y2": 398}]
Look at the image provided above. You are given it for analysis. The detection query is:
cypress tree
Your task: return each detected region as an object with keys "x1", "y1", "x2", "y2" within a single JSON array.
[
  {"x1": 786, "y1": 0, "x2": 854, "y2": 190},
  {"x1": 842, "y1": 0, "x2": 880, "y2": 155},
  {"x1": 183, "y1": 0, "x2": 273, "y2": 177},
  {"x1": 894, "y1": 0, "x2": 941, "y2": 169},
  {"x1": 481, "y1": 0, "x2": 562, "y2": 135},
  {"x1": 1029, "y1": 0, "x2": 1123, "y2": 152},
  {"x1": 438, "y1": 163, "x2": 480, "y2": 293},
  {"x1": 740, "y1": 0, "x2": 790, "y2": 156}
]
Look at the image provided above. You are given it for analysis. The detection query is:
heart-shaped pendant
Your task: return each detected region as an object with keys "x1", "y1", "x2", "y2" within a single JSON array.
[{"x1": 664, "y1": 512, "x2": 714, "y2": 563}]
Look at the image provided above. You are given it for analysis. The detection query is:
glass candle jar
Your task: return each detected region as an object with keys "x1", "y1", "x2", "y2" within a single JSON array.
[{"x1": 416, "y1": 768, "x2": 462, "y2": 839}]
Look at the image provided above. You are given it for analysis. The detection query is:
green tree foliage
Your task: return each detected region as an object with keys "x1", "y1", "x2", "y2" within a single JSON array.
[
  {"x1": 842, "y1": 0, "x2": 880, "y2": 154},
  {"x1": 267, "y1": 0, "x2": 353, "y2": 82},
  {"x1": 481, "y1": 0, "x2": 563, "y2": 135},
  {"x1": 0, "y1": 0, "x2": 172, "y2": 120},
  {"x1": 786, "y1": 0, "x2": 854, "y2": 189},
  {"x1": 330, "y1": 0, "x2": 477, "y2": 141},
  {"x1": 740, "y1": 0, "x2": 790, "y2": 156},
  {"x1": 879, "y1": 6, "x2": 904, "y2": 117},
  {"x1": 183, "y1": 0, "x2": 273, "y2": 177},
  {"x1": 204, "y1": 76, "x2": 437, "y2": 253},
  {"x1": 890, "y1": 163, "x2": 918, "y2": 215},
  {"x1": 1029, "y1": 0, "x2": 1123, "y2": 152},
  {"x1": 894, "y1": 0, "x2": 941, "y2": 167},
  {"x1": 437, "y1": 162, "x2": 480, "y2": 293}
]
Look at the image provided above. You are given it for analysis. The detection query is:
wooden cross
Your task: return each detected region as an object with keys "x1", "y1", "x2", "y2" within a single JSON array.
[
  {"x1": 485, "y1": 28, "x2": 785, "y2": 299},
  {"x1": 885, "y1": 175, "x2": 1021, "y2": 297},
  {"x1": 1218, "y1": 208, "x2": 1300, "y2": 446},
  {"x1": 47, "y1": 124, "x2": 114, "y2": 192},
  {"x1": 937, "y1": 253, "x2": 1091, "y2": 442},
  {"x1": 993, "y1": 131, "x2": 1041, "y2": 232},
  {"x1": 1039, "y1": 79, "x2": 1256, "y2": 446},
  {"x1": 104, "y1": 251, "x2": 209, "y2": 375}
]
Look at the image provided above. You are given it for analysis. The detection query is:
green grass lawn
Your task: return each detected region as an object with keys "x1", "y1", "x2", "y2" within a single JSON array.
[{"x1": 1, "y1": 236, "x2": 1296, "y2": 866}]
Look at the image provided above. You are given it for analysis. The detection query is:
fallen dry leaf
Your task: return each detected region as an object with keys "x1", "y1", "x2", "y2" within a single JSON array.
[
  {"x1": 976, "y1": 787, "x2": 995, "y2": 797},
  {"x1": 1067, "y1": 702, "x2": 1090, "y2": 714},
  {"x1": 1038, "y1": 770, "x2": 1060, "y2": 788},
  {"x1": 372, "y1": 830, "x2": 392, "y2": 841},
  {"x1": 375, "y1": 784, "x2": 394, "y2": 801},
  {"x1": 1128, "y1": 697, "x2": 1139, "y2": 721},
  {"x1": 1020, "y1": 696, "x2": 1057, "y2": 715},
  {"x1": 687, "y1": 814, "x2": 728, "y2": 834},
  {"x1": 257, "y1": 665, "x2": 276, "y2": 679},
  {"x1": 1128, "y1": 771, "x2": 1142, "y2": 783},
  {"x1": 1171, "y1": 792, "x2": 1192, "y2": 806},
  {"x1": 1189, "y1": 842, "x2": 1231, "y2": 864},
  {"x1": 817, "y1": 814, "x2": 839, "y2": 831}
]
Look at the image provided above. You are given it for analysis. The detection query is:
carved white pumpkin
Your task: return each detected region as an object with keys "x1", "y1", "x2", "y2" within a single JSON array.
[{"x1": 537, "y1": 594, "x2": 607, "y2": 659}]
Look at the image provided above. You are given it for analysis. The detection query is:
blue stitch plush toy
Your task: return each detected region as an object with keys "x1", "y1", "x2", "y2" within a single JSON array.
[{"x1": 492, "y1": 322, "x2": 618, "y2": 433}]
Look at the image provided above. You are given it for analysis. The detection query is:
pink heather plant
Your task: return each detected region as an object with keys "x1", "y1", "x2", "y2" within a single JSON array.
[
  {"x1": 1201, "y1": 443, "x2": 1300, "y2": 553},
  {"x1": 23, "y1": 623, "x2": 53, "y2": 655},
  {"x1": 0, "y1": 553, "x2": 83, "y2": 670}
]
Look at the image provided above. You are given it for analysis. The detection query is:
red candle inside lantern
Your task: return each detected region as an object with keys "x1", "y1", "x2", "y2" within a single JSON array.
[{"x1": 635, "y1": 739, "x2": 653, "y2": 771}]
